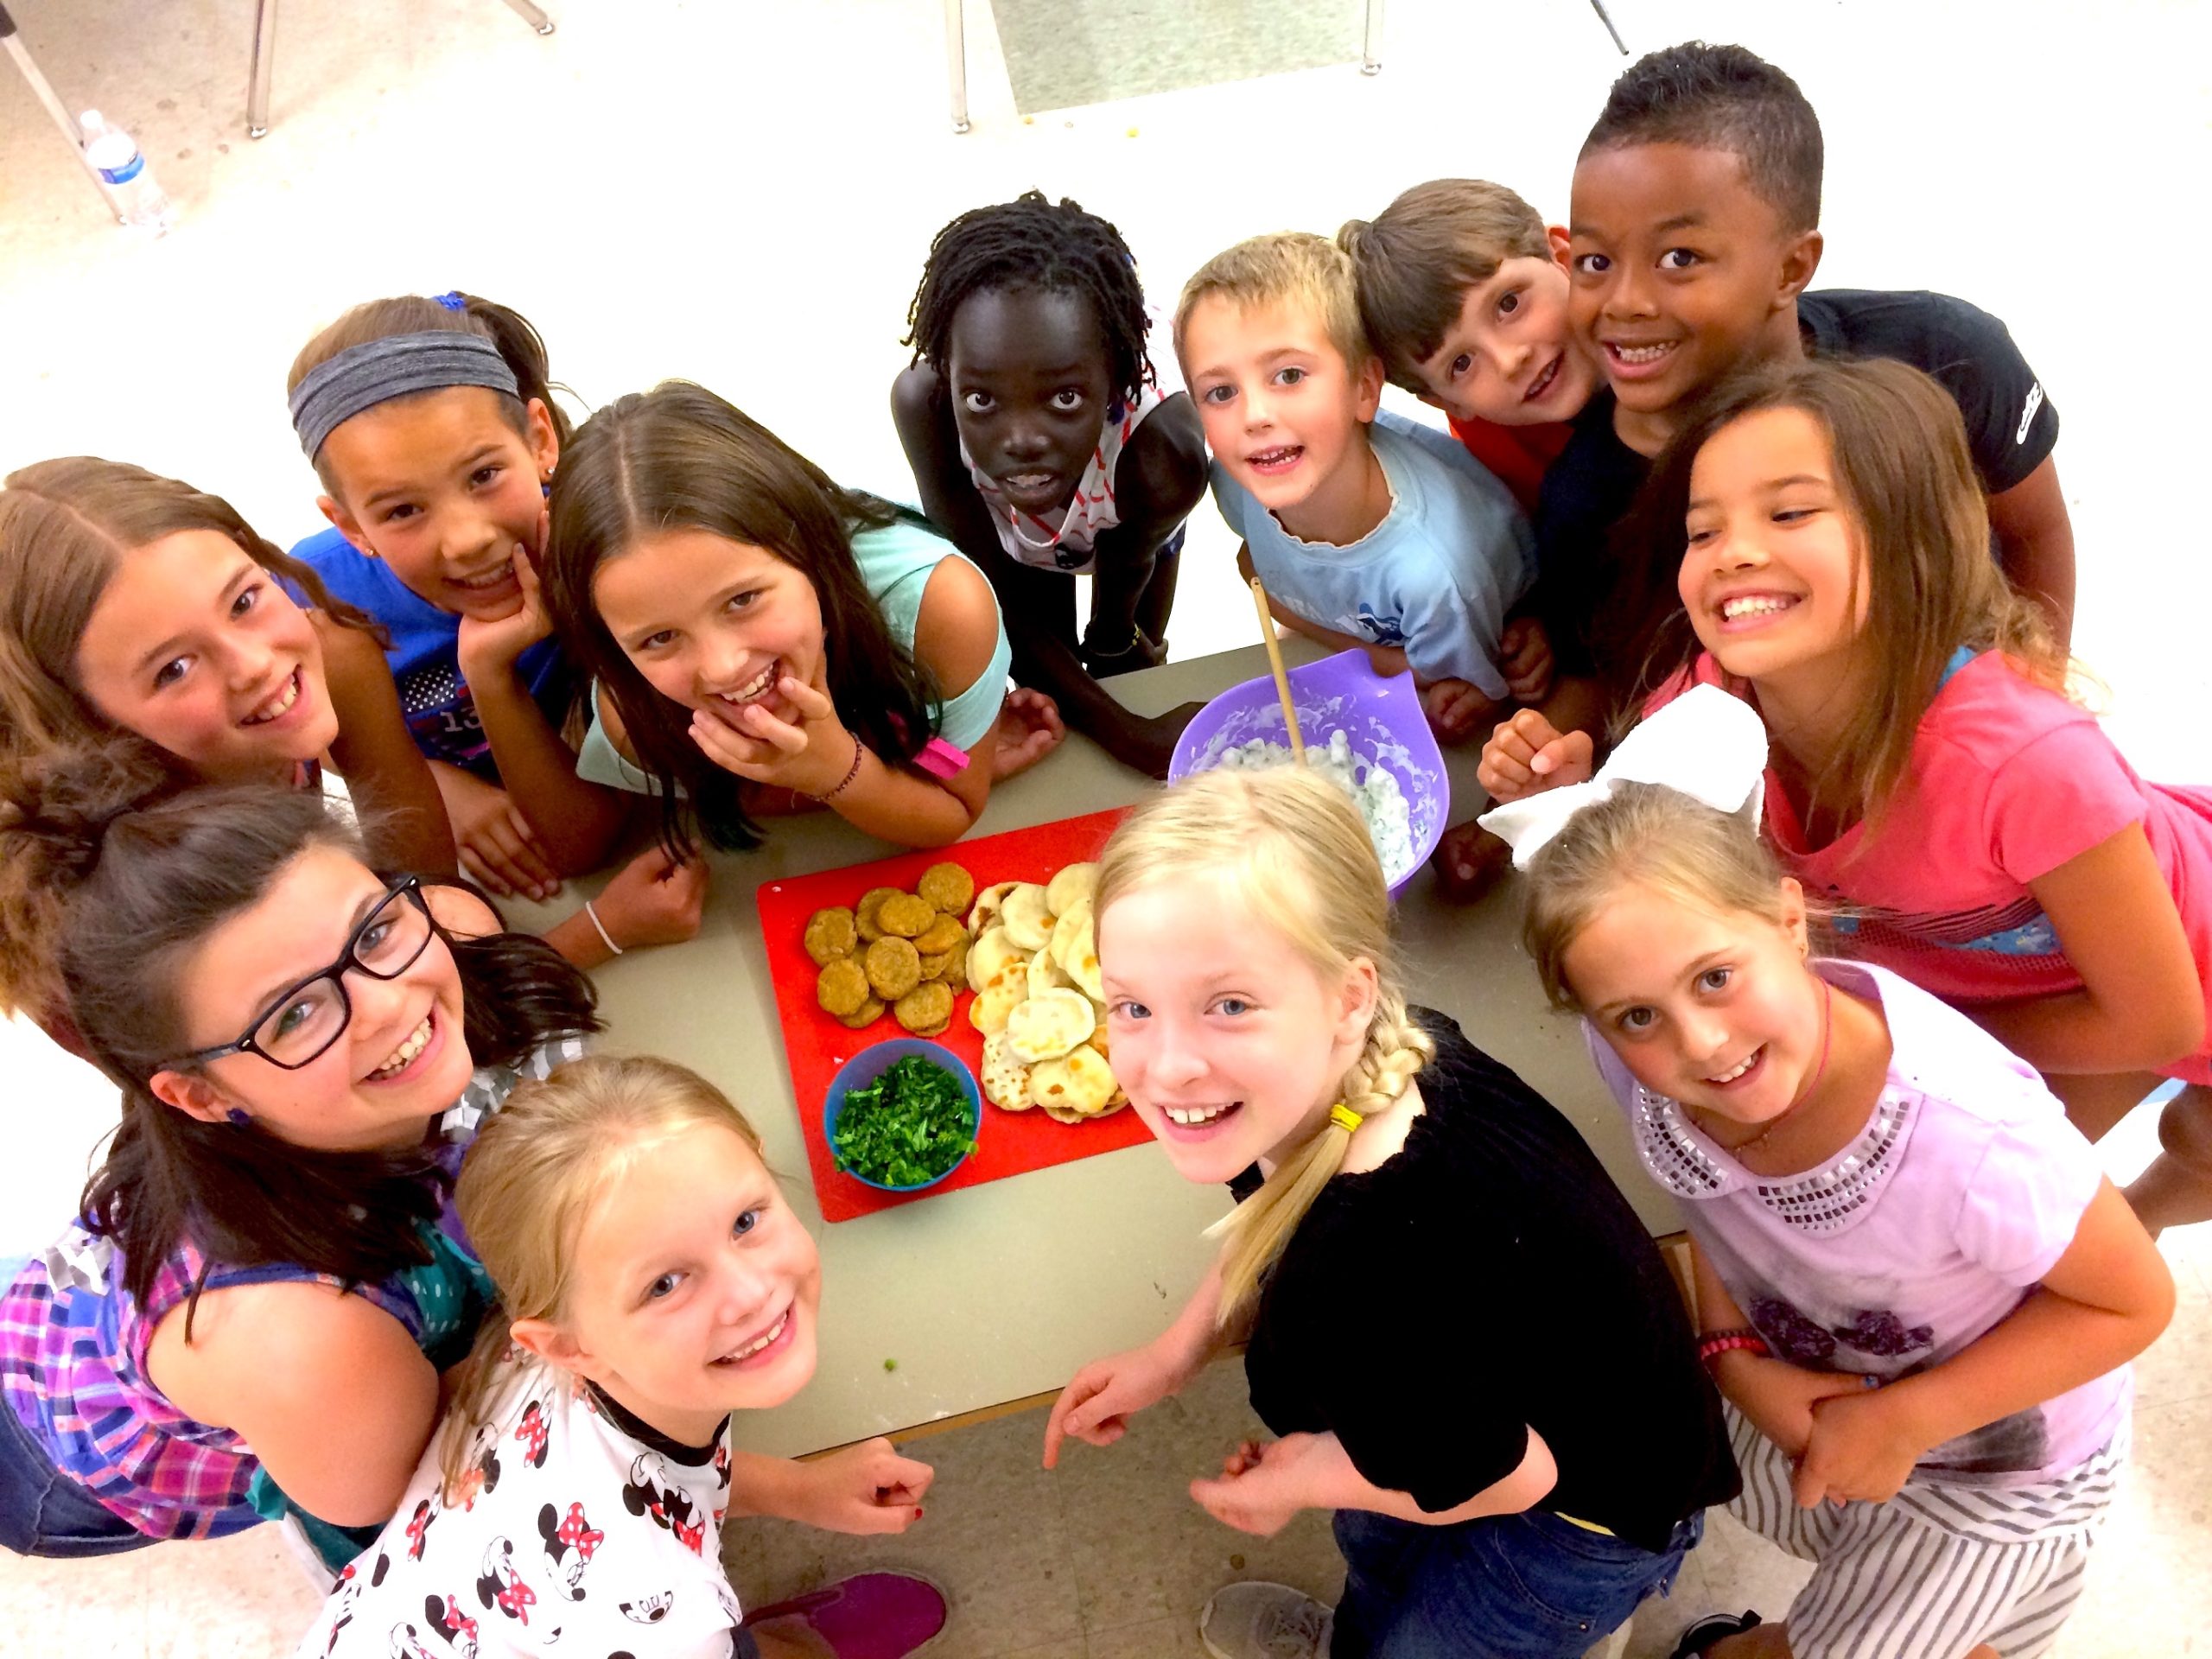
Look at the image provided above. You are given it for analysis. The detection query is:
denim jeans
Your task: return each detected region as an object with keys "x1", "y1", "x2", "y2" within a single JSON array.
[
  {"x1": 0, "y1": 1395, "x2": 149, "y2": 1559},
  {"x1": 1329, "y1": 1506, "x2": 1703, "y2": 1658}
]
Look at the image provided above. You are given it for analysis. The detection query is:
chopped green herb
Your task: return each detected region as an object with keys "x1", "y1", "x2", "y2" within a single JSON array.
[
  {"x1": 832, "y1": 1055, "x2": 976, "y2": 1188},
  {"x1": 883, "y1": 1357, "x2": 899, "y2": 1372}
]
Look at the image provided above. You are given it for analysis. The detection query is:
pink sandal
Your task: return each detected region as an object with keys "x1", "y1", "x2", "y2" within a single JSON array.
[{"x1": 744, "y1": 1572, "x2": 949, "y2": 1657}]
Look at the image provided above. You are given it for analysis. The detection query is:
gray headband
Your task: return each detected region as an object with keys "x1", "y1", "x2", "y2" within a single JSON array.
[{"x1": 288, "y1": 332, "x2": 522, "y2": 458}]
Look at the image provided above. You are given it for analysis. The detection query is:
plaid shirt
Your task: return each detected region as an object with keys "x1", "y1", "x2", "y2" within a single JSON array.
[{"x1": 0, "y1": 1036, "x2": 583, "y2": 1540}]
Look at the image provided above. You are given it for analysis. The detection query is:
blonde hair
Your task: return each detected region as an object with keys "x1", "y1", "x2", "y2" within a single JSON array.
[
  {"x1": 1519, "y1": 783, "x2": 1794, "y2": 1011},
  {"x1": 436, "y1": 1054, "x2": 764, "y2": 1497},
  {"x1": 1338, "y1": 179, "x2": 1552, "y2": 391},
  {"x1": 1173, "y1": 232, "x2": 1376, "y2": 382},
  {"x1": 1096, "y1": 769, "x2": 1432, "y2": 1327}
]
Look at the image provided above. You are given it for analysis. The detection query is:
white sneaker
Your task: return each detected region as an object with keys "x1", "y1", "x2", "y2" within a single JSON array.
[{"x1": 1199, "y1": 1581, "x2": 1334, "y2": 1658}]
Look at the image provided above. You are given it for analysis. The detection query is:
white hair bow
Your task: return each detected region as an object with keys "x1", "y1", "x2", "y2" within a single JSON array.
[{"x1": 1477, "y1": 684, "x2": 1771, "y2": 870}]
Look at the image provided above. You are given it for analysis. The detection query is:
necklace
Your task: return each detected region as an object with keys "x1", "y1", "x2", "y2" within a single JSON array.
[
  {"x1": 1004, "y1": 502, "x2": 1067, "y2": 552},
  {"x1": 1697, "y1": 979, "x2": 1834, "y2": 1157}
]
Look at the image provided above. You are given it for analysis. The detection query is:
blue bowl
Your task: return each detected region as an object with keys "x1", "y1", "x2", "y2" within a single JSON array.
[
  {"x1": 1167, "y1": 649, "x2": 1449, "y2": 899},
  {"x1": 822, "y1": 1038, "x2": 983, "y2": 1192}
]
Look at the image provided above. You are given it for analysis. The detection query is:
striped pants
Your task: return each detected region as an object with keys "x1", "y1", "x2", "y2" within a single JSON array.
[{"x1": 1723, "y1": 1408, "x2": 2124, "y2": 1659}]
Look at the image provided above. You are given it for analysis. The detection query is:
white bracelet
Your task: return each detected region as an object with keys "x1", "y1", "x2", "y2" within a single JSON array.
[{"x1": 583, "y1": 899, "x2": 623, "y2": 957}]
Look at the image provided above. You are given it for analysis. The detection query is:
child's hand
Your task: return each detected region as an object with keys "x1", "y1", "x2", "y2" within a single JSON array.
[
  {"x1": 1043, "y1": 1338, "x2": 1197, "y2": 1466},
  {"x1": 1428, "y1": 820, "x2": 1513, "y2": 904},
  {"x1": 588, "y1": 846, "x2": 710, "y2": 951},
  {"x1": 1721, "y1": 1355, "x2": 1873, "y2": 1462},
  {"x1": 1478, "y1": 709, "x2": 1594, "y2": 802},
  {"x1": 1796, "y1": 1386, "x2": 1920, "y2": 1508},
  {"x1": 1123, "y1": 702, "x2": 1208, "y2": 781},
  {"x1": 432, "y1": 763, "x2": 562, "y2": 900},
  {"x1": 1188, "y1": 1434, "x2": 1319, "y2": 1537},
  {"x1": 454, "y1": 513, "x2": 556, "y2": 679},
  {"x1": 787, "y1": 1439, "x2": 935, "y2": 1535},
  {"x1": 688, "y1": 655, "x2": 856, "y2": 798},
  {"x1": 991, "y1": 689, "x2": 1066, "y2": 781},
  {"x1": 1498, "y1": 618, "x2": 1555, "y2": 703},
  {"x1": 1417, "y1": 677, "x2": 1499, "y2": 744}
]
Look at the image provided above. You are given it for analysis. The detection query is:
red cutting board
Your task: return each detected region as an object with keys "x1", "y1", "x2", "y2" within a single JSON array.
[{"x1": 755, "y1": 808, "x2": 1144, "y2": 1220}]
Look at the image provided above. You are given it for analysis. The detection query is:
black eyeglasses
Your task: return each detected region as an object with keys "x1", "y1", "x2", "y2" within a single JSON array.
[{"x1": 178, "y1": 877, "x2": 437, "y2": 1071}]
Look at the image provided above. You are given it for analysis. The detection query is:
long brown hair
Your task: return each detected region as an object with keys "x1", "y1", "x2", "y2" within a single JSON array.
[
  {"x1": 437, "y1": 1056, "x2": 764, "y2": 1497},
  {"x1": 1096, "y1": 769, "x2": 1433, "y2": 1326},
  {"x1": 540, "y1": 380, "x2": 940, "y2": 858},
  {"x1": 0, "y1": 456, "x2": 377, "y2": 770},
  {"x1": 1630, "y1": 356, "x2": 2066, "y2": 831},
  {"x1": 0, "y1": 742, "x2": 601, "y2": 1313},
  {"x1": 287, "y1": 291, "x2": 573, "y2": 488}
]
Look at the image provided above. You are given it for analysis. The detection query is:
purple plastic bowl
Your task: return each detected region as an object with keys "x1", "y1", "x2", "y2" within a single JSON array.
[{"x1": 1166, "y1": 649, "x2": 1449, "y2": 899}]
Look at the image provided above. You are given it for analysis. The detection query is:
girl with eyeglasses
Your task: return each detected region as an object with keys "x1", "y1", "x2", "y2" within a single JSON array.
[{"x1": 0, "y1": 743, "x2": 599, "y2": 1568}]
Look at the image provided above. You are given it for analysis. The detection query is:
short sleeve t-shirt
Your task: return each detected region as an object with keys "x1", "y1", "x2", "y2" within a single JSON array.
[
  {"x1": 1211, "y1": 411, "x2": 1535, "y2": 699},
  {"x1": 1662, "y1": 650, "x2": 2212, "y2": 1084},
  {"x1": 1240, "y1": 1011, "x2": 1739, "y2": 1552},
  {"x1": 298, "y1": 1357, "x2": 741, "y2": 1659},
  {"x1": 1533, "y1": 287, "x2": 2058, "y2": 686},
  {"x1": 1446, "y1": 412, "x2": 1575, "y2": 514},
  {"x1": 290, "y1": 527, "x2": 573, "y2": 781},
  {"x1": 1588, "y1": 959, "x2": 2130, "y2": 1485},
  {"x1": 1796, "y1": 290, "x2": 2057, "y2": 493},
  {"x1": 574, "y1": 515, "x2": 1012, "y2": 793}
]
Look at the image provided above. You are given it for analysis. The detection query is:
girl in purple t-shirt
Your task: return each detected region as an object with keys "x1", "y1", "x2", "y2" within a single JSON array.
[
  {"x1": 1479, "y1": 355, "x2": 2212, "y2": 1235},
  {"x1": 1484, "y1": 689, "x2": 2171, "y2": 1659}
]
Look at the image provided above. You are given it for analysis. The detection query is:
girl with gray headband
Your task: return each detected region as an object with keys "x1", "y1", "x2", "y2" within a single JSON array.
[{"x1": 283, "y1": 293, "x2": 707, "y2": 970}]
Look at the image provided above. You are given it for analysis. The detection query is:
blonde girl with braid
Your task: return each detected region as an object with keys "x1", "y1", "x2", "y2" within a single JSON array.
[{"x1": 1043, "y1": 768, "x2": 1738, "y2": 1659}]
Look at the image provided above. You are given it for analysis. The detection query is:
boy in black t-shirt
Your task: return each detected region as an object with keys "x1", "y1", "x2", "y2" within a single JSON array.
[
  {"x1": 1444, "y1": 41, "x2": 2072, "y2": 895},
  {"x1": 1533, "y1": 41, "x2": 2072, "y2": 709}
]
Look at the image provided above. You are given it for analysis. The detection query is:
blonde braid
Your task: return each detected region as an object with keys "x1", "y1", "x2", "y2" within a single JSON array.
[
  {"x1": 1210, "y1": 993, "x2": 1434, "y2": 1327},
  {"x1": 1093, "y1": 766, "x2": 1431, "y2": 1330}
]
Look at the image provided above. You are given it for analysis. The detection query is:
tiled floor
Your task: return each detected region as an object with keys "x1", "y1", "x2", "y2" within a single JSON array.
[{"x1": 3, "y1": 0, "x2": 2209, "y2": 1653}]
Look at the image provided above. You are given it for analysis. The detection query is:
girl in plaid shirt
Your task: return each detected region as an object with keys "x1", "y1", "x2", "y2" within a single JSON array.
[{"x1": 0, "y1": 745, "x2": 596, "y2": 1564}]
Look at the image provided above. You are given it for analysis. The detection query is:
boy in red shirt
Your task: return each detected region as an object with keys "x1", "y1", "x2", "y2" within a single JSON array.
[{"x1": 1342, "y1": 178, "x2": 1592, "y2": 517}]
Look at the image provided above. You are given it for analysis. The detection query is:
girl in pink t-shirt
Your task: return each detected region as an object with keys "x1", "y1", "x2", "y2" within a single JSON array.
[
  {"x1": 1483, "y1": 706, "x2": 2171, "y2": 1659},
  {"x1": 1479, "y1": 357, "x2": 2212, "y2": 1232}
]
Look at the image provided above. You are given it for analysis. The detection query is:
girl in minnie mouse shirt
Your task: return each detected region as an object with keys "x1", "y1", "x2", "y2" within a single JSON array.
[{"x1": 299, "y1": 1057, "x2": 947, "y2": 1659}]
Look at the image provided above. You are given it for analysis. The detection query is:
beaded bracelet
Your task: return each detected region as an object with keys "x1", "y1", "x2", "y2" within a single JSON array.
[
  {"x1": 816, "y1": 734, "x2": 865, "y2": 802},
  {"x1": 1695, "y1": 1327, "x2": 1770, "y2": 1367}
]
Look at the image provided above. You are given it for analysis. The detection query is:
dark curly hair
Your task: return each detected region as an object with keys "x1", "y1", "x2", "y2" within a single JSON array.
[
  {"x1": 902, "y1": 190, "x2": 1155, "y2": 407},
  {"x1": 1580, "y1": 41, "x2": 1824, "y2": 234}
]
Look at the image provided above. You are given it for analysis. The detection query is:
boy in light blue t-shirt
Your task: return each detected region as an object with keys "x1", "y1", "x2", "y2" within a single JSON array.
[{"x1": 1174, "y1": 231, "x2": 1546, "y2": 741}]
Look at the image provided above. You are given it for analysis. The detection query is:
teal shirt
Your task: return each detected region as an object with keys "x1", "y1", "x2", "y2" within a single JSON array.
[{"x1": 577, "y1": 517, "x2": 1010, "y2": 793}]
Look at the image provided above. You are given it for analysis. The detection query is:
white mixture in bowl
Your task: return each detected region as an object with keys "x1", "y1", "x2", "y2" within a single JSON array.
[{"x1": 1211, "y1": 729, "x2": 1418, "y2": 884}]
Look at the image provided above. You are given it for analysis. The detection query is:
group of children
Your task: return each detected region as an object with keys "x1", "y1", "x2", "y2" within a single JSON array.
[{"x1": 0, "y1": 32, "x2": 2202, "y2": 1659}]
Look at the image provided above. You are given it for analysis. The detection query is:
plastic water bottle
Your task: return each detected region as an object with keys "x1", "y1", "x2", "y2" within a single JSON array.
[{"x1": 79, "y1": 111, "x2": 174, "y2": 235}]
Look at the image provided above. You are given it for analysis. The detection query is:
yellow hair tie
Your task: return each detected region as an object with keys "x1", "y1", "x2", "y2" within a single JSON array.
[{"x1": 1329, "y1": 1103, "x2": 1363, "y2": 1135}]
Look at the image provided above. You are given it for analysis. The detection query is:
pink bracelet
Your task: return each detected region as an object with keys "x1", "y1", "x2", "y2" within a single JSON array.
[{"x1": 912, "y1": 736, "x2": 970, "y2": 780}]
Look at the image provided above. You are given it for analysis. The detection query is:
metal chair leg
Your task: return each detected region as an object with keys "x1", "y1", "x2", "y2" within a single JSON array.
[
  {"x1": 1590, "y1": 0, "x2": 1628, "y2": 55},
  {"x1": 0, "y1": 3, "x2": 123, "y2": 215},
  {"x1": 944, "y1": 0, "x2": 969, "y2": 133},
  {"x1": 247, "y1": 0, "x2": 276, "y2": 137},
  {"x1": 499, "y1": 0, "x2": 556, "y2": 36},
  {"x1": 1362, "y1": 0, "x2": 1383, "y2": 73}
]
